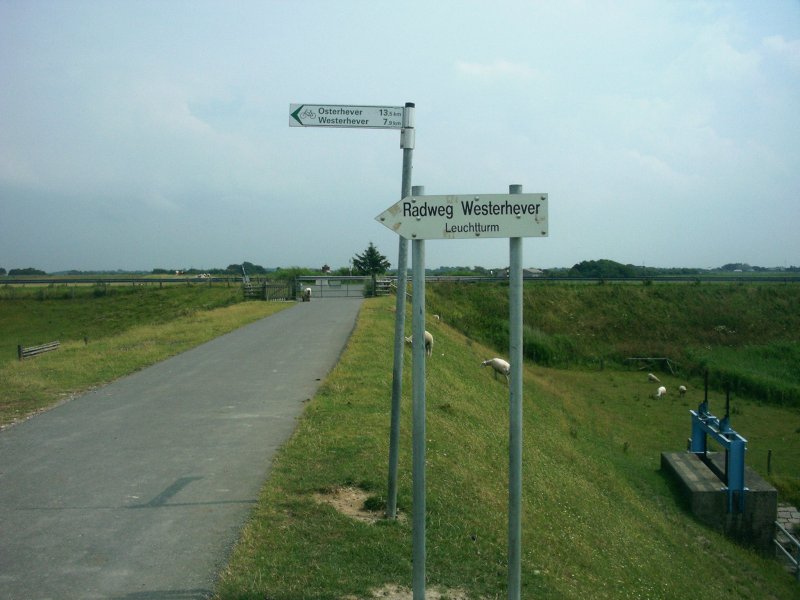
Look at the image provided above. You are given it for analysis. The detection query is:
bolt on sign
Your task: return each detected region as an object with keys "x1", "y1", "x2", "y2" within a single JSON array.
[{"x1": 376, "y1": 193, "x2": 548, "y2": 240}]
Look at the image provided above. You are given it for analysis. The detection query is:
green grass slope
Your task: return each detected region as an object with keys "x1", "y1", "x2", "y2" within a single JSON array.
[
  {"x1": 0, "y1": 283, "x2": 243, "y2": 363},
  {"x1": 216, "y1": 297, "x2": 798, "y2": 599},
  {"x1": 0, "y1": 285, "x2": 287, "y2": 425},
  {"x1": 428, "y1": 282, "x2": 800, "y2": 407}
]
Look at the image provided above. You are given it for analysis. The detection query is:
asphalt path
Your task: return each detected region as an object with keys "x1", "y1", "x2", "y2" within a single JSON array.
[{"x1": 0, "y1": 297, "x2": 363, "y2": 599}]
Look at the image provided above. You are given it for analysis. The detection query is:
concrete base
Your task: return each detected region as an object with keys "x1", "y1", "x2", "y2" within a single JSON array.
[{"x1": 661, "y1": 452, "x2": 777, "y2": 555}]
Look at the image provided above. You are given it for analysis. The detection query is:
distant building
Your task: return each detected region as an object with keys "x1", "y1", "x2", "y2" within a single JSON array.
[{"x1": 490, "y1": 267, "x2": 543, "y2": 278}]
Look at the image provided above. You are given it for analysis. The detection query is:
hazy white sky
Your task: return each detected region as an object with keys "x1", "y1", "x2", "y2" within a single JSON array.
[{"x1": 1, "y1": 0, "x2": 799, "y2": 272}]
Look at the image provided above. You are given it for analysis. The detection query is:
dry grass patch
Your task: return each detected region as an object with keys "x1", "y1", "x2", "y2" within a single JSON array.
[
  {"x1": 314, "y1": 486, "x2": 407, "y2": 524},
  {"x1": 343, "y1": 583, "x2": 471, "y2": 600}
]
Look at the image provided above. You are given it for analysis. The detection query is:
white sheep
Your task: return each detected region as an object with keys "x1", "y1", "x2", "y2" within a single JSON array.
[
  {"x1": 678, "y1": 385, "x2": 687, "y2": 397},
  {"x1": 647, "y1": 373, "x2": 661, "y2": 383},
  {"x1": 482, "y1": 358, "x2": 510, "y2": 382},
  {"x1": 302, "y1": 287, "x2": 311, "y2": 302},
  {"x1": 655, "y1": 386, "x2": 667, "y2": 398},
  {"x1": 405, "y1": 330, "x2": 434, "y2": 357}
]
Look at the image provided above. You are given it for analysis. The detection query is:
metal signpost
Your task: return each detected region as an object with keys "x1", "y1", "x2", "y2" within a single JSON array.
[
  {"x1": 376, "y1": 192, "x2": 548, "y2": 240},
  {"x1": 290, "y1": 104, "x2": 404, "y2": 129},
  {"x1": 377, "y1": 185, "x2": 548, "y2": 600},
  {"x1": 289, "y1": 100, "x2": 414, "y2": 526}
]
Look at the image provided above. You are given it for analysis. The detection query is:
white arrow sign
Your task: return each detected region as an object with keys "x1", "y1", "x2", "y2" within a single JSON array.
[
  {"x1": 289, "y1": 104, "x2": 404, "y2": 129},
  {"x1": 376, "y1": 193, "x2": 548, "y2": 240}
]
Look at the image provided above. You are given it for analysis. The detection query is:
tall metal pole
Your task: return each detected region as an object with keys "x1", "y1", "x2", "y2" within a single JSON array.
[
  {"x1": 387, "y1": 103, "x2": 415, "y2": 519},
  {"x1": 508, "y1": 184, "x2": 524, "y2": 600},
  {"x1": 412, "y1": 233, "x2": 427, "y2": 599}
]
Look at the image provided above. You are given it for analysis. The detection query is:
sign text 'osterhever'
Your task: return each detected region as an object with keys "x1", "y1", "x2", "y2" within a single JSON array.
[{"x1": 290, "y1": 104, "x2": 404, "y2": 129}]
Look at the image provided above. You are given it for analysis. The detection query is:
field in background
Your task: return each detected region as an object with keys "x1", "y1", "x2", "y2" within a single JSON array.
[
  {"x1": 429, "y1": 281, "x2": 800, "y2": 408},
  {"x1": 0, "y1": 283, "x2": 243, "y2": 361},
  {"x1": 215, "y1": 296, "x2": 799, "y2": 599}
]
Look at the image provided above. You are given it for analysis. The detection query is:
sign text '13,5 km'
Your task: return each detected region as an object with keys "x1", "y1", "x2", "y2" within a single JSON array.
[{"x1": 289, "y1": 104, "x2": 404, "y2": 129}]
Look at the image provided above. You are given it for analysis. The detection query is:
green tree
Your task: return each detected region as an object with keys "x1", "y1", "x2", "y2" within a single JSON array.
[
  {"x1": 9, "y1": 267, "x2": 46, "y2": 276},
  {"x1": 352, "y1": 242, "x2": 391, "y2": 296},
  {"x1": 226, "y1": 261, "x2": 267, "y2": 276}
]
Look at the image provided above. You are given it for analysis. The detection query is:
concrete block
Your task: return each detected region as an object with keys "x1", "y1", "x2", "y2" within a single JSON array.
[{"x1": 661, "y1": 451, "x2": 777, "y2": 555}]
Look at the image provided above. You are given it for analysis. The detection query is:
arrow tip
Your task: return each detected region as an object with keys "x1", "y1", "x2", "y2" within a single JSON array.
[{"x1": 290, "y1": 104, "x2": 305, "y2": 125}]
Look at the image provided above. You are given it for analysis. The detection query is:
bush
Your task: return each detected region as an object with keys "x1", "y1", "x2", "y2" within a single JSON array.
[{"x1": 522, "y1": 326, "x2": 578, "y2": 366}]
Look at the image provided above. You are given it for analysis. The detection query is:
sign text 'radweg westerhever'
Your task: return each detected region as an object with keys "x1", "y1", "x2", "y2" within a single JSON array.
[{"x1": 376, "y1": 193, "x2": 548, "y2": 240}]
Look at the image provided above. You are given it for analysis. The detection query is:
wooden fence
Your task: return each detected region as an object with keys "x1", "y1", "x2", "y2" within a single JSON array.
[
  {"x1": 243, "y1": 282, "x2": 293, "y2": 301},
  {"x1": 18, "y1": 341, "x2": 60, "y2": 360}
]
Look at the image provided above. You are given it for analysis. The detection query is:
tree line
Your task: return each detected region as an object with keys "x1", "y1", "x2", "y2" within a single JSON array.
[{"x1": 3, "y1": 253, "x2": 798, "y2": 279}]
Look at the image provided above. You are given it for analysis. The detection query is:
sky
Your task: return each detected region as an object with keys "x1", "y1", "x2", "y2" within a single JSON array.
[{"x1": 1, "y1": 0, "x2": 799, "y2": 273}]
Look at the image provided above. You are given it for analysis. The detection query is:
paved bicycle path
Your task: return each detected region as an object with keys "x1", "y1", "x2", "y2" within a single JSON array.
[{"x1": 0, "y1": 298, "x2": 363, "y2": 599}]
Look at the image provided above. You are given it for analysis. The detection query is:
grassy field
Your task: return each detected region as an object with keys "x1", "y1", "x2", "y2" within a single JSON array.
[
  {"x1": 0, "y1": 282, "x2": 245, "y2": 361},
  {"x1": 3, "y1": 282, "x2": 798, "y2": 597},
  {"x1": 215, "y1": 296, "x2": 799, "y2": 599},
  {"x1": 0, "y1": 284, "x2": 289, "y2": 426},
  {"x1": 428, "y1": 281, "x2": 800, "y2": 407}
]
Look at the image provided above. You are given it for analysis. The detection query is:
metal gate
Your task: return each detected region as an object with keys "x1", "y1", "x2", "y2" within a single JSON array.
[
  {"x1": 295, "y1": 276, "x2": 371, "y2": 299},
  {"x1": 243, "y1": 281, "x2": 293, "y2": 301}
]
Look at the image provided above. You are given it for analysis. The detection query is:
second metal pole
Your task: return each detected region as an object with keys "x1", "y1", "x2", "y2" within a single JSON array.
[
  {"x1": 412, "y1": 235, "x2": 426, "y2": 599},
  {"x1": 508, "y1": 184, "x2": 524, "y2": 600}
]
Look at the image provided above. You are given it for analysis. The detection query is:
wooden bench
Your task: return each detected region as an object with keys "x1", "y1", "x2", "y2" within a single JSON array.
[{"x1": 18, "y1": 341, "x2": 60, "y2": 360}]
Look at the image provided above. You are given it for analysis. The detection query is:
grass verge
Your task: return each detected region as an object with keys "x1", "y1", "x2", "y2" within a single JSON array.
[
  {"x1": 215, "y1": 296, "x2": 799, "y2": 599},
  {"x1": 0, "y1": 299, "x2": 290, "y2": 427}
]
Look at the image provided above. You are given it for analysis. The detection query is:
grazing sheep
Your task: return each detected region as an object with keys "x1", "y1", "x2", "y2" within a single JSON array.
[
  {"x1": 302, "y1": 287, "x2": 311, "y2": 302},
  {"x1": 655, "y1": 386, "x2": 667, "y2": 398},
  {"x1": 648, "y1": 373, "x2": 661, "y2": 383},
  {"x1": 678, "y1": 385, "x2": 687, "y2": 397},
  {"x1": 482, "y1": 358, "x2": 511, "y2": 382},
  {"x1": 432, "y1": 314, "x2": 441, "y2": 321},
  {"x1": 405, "y1": 330, "x2": 434, "y2": 357}
]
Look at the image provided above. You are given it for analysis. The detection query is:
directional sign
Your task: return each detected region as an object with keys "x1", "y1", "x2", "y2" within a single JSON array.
[
  {"x1": 376, "y1": 193, "x2": 548, "y2": 240},
  {"x1": 289, "y1": 104, "x2": 404, "y2": 129}
]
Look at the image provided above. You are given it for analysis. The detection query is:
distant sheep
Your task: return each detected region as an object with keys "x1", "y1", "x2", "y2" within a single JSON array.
[
  {"x1": 648, "y1": 373, "x2": 661, "y2": 383},
  {"x1": 405, "y1": 330, "x2": 434, "y2": 357},
  {"x1": 655, "y1": 386, "x2": 667, "y2": 398},
  {"x1": 482, "y1": 358, "x2": 510, "y2": 382},
  {"x1": 302, "y1": 288, "x2": 311, "y2": 302},
  {"x1": 678, "y1": 385, "x2": 687, "y2": 397}
]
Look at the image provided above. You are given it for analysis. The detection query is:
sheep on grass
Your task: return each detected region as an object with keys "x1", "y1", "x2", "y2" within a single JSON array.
[
  {"x1": 405, "y1": 330, "x2": 434, "y2": 358},
  {"x1": 648, "y1": 373, "x2": 661, "y2": 383},
  {"x1": 678, "y1": 385, "x2": 687, "y2": 397},
  {"x1": 655, "y1": 386, "x2": 667, "y2": 398},
  {"x1": 482, "y1": 358, "x2": 510, "y2": 382}
]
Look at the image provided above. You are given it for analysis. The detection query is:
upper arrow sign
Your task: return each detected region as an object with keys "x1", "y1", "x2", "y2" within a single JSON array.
[
  {"x1": 376, "y1": 193, "x2": 549, "y2": 240},
  {"x1": 290, "y1": 104, "x2": 404, "y2": 129}
]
